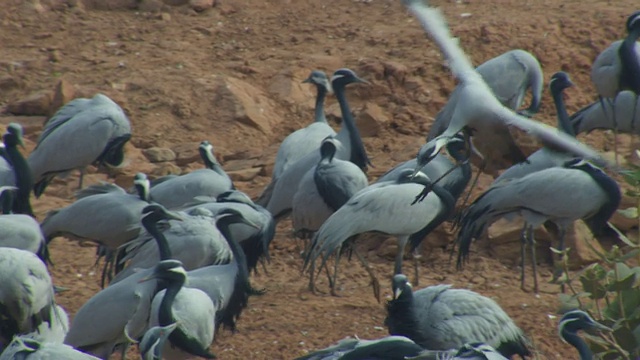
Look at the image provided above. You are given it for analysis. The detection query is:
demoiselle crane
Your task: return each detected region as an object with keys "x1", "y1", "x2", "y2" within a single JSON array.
[
  {"x1": 0, "y1": 248, "x2": 57, "y2": 349},
  {"x1": 0, "y1": 334, "x2": 100, "y2": 359},
  {"x1": 149, "y1": 140, "x2": 234, "y2": 209},
  {"x1": 402, "y1": 0, "x2": 610, "y2": 187},
  {"x1": 385, "y1": 274, "x2": 530, "y2": 359},
  {"x1": 590, "y1": 11, "x2": 640, "y2": 161},
  {"x1": 0, "y1": 123, "x2": 34, "y2": 215},
  {"x1": 407, "y1": 343, "x2": 508, "y2": 360},
  {"x1": 295, "y1": 336, "x2": 423, "y2": 360},
  {"x1": 28, "y1": 93, "x2": 131, "y2": 197},
  {"x1": 571, "y1": 90, "x2": 640, "y2": 135},
  {"x1": 139, "y1": 323, "x2": 178, "y2": 360},
  {"x1": 304, "y1": 169, "x2": 454, "y2": 298},
  {"x1": 292, "y1": 136, "x2": 368, "y2": 239},
  {"x1": 456, "y1": 159, "x2": 621, "y2": 293},
  {"x1": 428, "y1": 49, "x2": 544, "y2": 175},
  {"x1": 266, "y1": 68, "x2": 371, "y2": 221},
  {"x1": 558, "y1": 309, "x2": 611, "y2": 360}
]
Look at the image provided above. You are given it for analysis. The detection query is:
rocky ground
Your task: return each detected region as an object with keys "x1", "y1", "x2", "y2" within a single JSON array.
[{"x1": 1, "y1": 0, "x2": 639, "y2": 359}]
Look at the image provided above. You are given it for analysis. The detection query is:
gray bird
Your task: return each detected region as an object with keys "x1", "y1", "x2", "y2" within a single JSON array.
[
  {"x1": 456, "y1": 159, "x2": 621, "y2": 293},
  {"x1": 273, "y1": 70, "x2": 335, "y2": 180},
  {"x1": 266, "y1": 68, "x2": 371, "y2": 221},
  {"x1": 137, "y1": 204, "x2": 260, "y2": 332},
  {"x1": 40, "y1": 173, "x2": 151, "y2": 262},
  {"x1": 494, "y1": 71, "x2": 576, "y2": 183},
  {"x1": 558, "y1": 309, "x2": 611, "y2": 360},
  {"x1": 402, "y1": 0, "x2": 609, "y2": 179},
  {"x1": 0, "y1": 248, "x2": 57, "y2": 349},
  {"x1": 28, "y1": 94, "x2": 131, "y2": 197},
  {"x1": 144, "y1": 262, "x2": 216, "y2": 360},
  {"x1": 112, "y1": 206, "x2": 232, "y2": 283},
  {"x1": 0, "y1": 335, "x2": 99, "y2": 360},
  {"x1": 64, "y1": 259, "x2": 184, "y2": 359},
  {"x1": 0, "y1": 123, "x2": 34, "y2": 215},
  {"x1": 0, "y1": 211, "x2": 47, "y2": 261},
  {"x1": 139, "y1": 323, "x2": 178, "y2": 360},
  {"x1": 304, "y1": 170, "x2": 455, "y2": 297},
  {"x1": 428, "y1": 49, "x2": 544, "y2": 166},
  {"x1": 179, "y1": 190, "x2": 275, "y2": 274},
  {"x1": 407, "y1": 343, "x2": 508, "y2": 360},
  {"x1": 590, "y1": 11, "x2": 640, "y2": 160},
  {"x1": 571, "y1": 90, "x2": 640, "y2": 135},
  {"x1": 149, "y1": 140, "x2": 234, "y2": 209},
  {"x1": 295, "y1": 335, "x2": 424, "y2": 360},
  {"x1": 385, "y1": 274, "x2": 530, "y2": 359},
  {"x1": 292, "y1": 136, "x2": 369, "y2": 238}
]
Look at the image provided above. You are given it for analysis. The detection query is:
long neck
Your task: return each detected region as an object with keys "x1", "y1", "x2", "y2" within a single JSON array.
[
  {"x1": 134, "y1": 184, "x2": 150, "y2": 203},
  {"x1": 0, "y1": 191, "x2": 13, "y2": 214},
  {"x1": 563, "y1": 331, "x2": 592, "y2": 360},
  {"x1": 144, "y1": 219, "x2": 173, "y2": 260},
  {"x1": 215, "y1": 216, "x2": 255, "y2": 331},
  {"x1": 6, "y1": 144, "x2": 34, "y2": 216},
  {"x1": 551, "y1": 87, "x2": 575, "y2": 137},
  {"x1": 580, "y1": 165, "x2": 622, "y2": 236},
  {"x1": 386, "y1": 291, "x2": 420, "y2": 337},
  {"x1": 158, "y1": 278, "x2": 183, "y2": 328},
  {"x1": 314, "y1": 86, "x2": 328, "y2": 123},
  {"x1": 619, "y1": 28, "x2": 640, "y2": 93},
  {"x1": 333, "y1": 85, "x2": 369, "y2": 169}
]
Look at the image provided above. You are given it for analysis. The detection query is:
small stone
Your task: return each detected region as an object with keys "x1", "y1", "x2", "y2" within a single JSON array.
[
  {"x1": 382, "y1": 61, "x2": 408, "y2": 83},
  {"x1": 190, "y1": 0, "x2": 213, "y2": 12},
  {"x1": 0, "y1": 76, "x2": 21, "y2": 91},
  {"x1": 142, "y1": 147, "x2": 176, "y2": 163},
  {"x1": 223, "y1": 158, "x2": 259, "y2": 172},
  {"x1": 227, "y1": 167, "x2": 261, "y2": 182},
  {"x1": 172, "y1": 142, "x2": 202, "y2": 166},
  {"x1": 50, "y1": 79, "x2": 76, "y2": 116},
  {"x1": 161, "y1": 0, "x2": 189, "y2": 5},
  {"x1": 151, "y1": 163, "x2": 182, "y2": 177},
  {"x1": 160, "y1": 12, "x2": 171, "y2": 21},
  {"x1": 48, "y1": 50, "x2": 62, "y2": 63},
  {"x1": 7, "y1": 91, "x2": 52, "y2": 116}
]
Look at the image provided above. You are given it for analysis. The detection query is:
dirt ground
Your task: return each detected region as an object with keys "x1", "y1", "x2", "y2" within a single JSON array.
[{"x1": 1, "y1": 0, "x2": 638, "y2": 359}]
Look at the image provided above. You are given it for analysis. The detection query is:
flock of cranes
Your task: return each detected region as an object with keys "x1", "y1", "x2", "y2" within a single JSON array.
[{"x1": 0, "y1": 0, "x2": 638, "y2": 358}]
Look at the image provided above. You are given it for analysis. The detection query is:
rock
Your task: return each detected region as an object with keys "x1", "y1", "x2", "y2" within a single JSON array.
[
  {"x1": 0, "y1": 76, "x2": 21, "y2": 91},
  {"x1": 142, "y1": 147, "x2": 176, "y2": 162},
  {"x1": 7, "y1": 91, "x2": 52, "y2": 116},
  {"x1": 487, "y1": 218, "x2": 552, "y2": 263},
  {"x1": 227, "y1": 167, "x2": 261, "y2": 182},
  {"x1": 609, "y1": 195, "x2": 637, "y2": 232},
  {"x1": 50, "y1": 79, "x2": 76, "y2": 116},
  {"x1": 48, "y1": 50, "x2": 61, "y2": 63},
  {"x1": 355, "y1": 102, "x2": 388, "y2": 137},
  {"x1": 172, "y1": 142, "x2": 202, "y2": 166},
  {"x1": 213, "y1": 76, "x2": 280, "y2": 134},
  {"x1": 382, "y1": 61, "x2": 408, "y2": 84},
  {"x1": 358, "y1": 59, "x2": 385, "y2": 80},
  {"x1": 562, "y1": 221, "x2": 606, "y2": 270},
  {"x1": 160, "y1": 12, "x2": 171, "y2": 21},
  {"x1": 224, "y1": 147, "x2": 266, "y2": 161},
  {"x1": 161, "y1": 0, "x2": 188, "y2": 5},
  {"x1": 138, "y1": 0, "x2": 164, "y2": 12},
  {"x1": 151, "y1": 162, "x2": 182, "y2": 177},
  {"x1": 82, "y1": 0, "x2": 139, "y2": 10},
  {"x1": 267, "y1": 68, "x2": 314, "y2": 106},
  {"x1": 189, "y1": 0, "x2": 213, "y2": 12},
  {"x1": 376, "y1": 237, "x2": 398, "y2": 259},
  {"x1": 223, "y1": 158, "x2": 259, "y2": 172}
]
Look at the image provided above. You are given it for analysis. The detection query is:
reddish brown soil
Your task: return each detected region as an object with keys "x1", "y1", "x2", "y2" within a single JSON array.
[{"x1": 1, "y1": 0, "x2": 638, "y2": 359}]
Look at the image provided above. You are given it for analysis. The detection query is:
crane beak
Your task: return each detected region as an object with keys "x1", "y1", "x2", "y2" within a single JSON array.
[
  {"x1": 301, "y1": 76, "x2": 313, "y2": 84},
  {"x1": 588, "y1": 321, "x2": 613, "y2": 334},
  {"x1": 393, "y1": 288, "x2": 403, "y2": 300},
  {"x1": 166, "y1": 211, "x2": 185, "y2": 222},
  {"x1": 354, "y1": 76, "x2": 370, "y2": 84},
  {"x1": 410, "y1": 167, "x2": 422, "y2": 179}
]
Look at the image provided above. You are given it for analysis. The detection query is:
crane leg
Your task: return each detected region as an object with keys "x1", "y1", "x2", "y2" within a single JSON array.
[
  {"x1": 528, "y1": 226, "x2": 539, "y2": 294},
  {"x1": 412, "y1": 243, "x2": 422, "y2": 287},
  {"x1": 330, "y1": 250, "x2": 342, "y2": 297},
  {"x1": 78, "y1": 167, "x2": 85, "y2": 189},
  {"x1": 520, "y1": 226, "x2": 527, "y2": 291},
  {"x1": 600, "y1": 96, "x2": 618, "y2": 165},
  {"x1": 351, "y1": 246, "x2": 381, "y2": 303}
]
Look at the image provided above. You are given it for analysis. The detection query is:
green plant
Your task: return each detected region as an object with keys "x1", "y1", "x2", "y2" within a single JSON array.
[{"x1": 556, "y1": 156, "x2": 640, "y2": 359}]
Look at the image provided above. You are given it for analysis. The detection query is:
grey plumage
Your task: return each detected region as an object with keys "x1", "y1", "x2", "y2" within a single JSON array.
[
  {"x1": 149, "y1": 141, "x2": 234, "y2": 209},
  {"x1": 28, "y1": 94, "x2": 131, "y2": 197},
  {"x1": 112, "y1": 207, "x2": 232, "y2": 283},
  {"x1": 272, "y1": 70, "x2": 335, "y2": 181},
  {"x1": 407, "y1": 343, "x2": 508, "y2": 360},
  {"x1": 457, "y1": 159, "x2": 621, "y2": 292},
  {"x1": 571, "y1": 90, "x2": 640, "y2": 134},
  {"x1": 139, "y1": 323, "x2": 178, "y2": 360},
  {"x1": 0, "y1": 248, "x2": 56, "y2": 349},
  {"x1": 0, "y1": 335, "x2": 99, "y2": 360},
  {"x1": 0, "y1": 213, "x2": 46, "y2": 260},
  {"x1": 495, "y1": 71, "x2": 576, "y2": 183},
  {"x1": 0, "y1": 123, "x2": 34, "y2": 215},
  {"x1": 304, "y1": 170, "x2": 455, "y2": 289},
  {"x1": 402, "y1": 0, "x2": 609, "y2": 174},
  {"x1": 428, "y1": 49, "x2": 544, "y2": 140},
  {"x1": 295, "y1": 336, "x2": 423, "y2": 360},
  {"x1": 40, "y1": 173, "x2": 151, "y2": 253},
  {"x1": 385, "y1": 274, "x2": 530, "y2": 358},
  {"x1": 292, "y1": 136, "x2": 368, "y2": 236},
  {"x1": 64, "y1": 259, "x2": 183, "y2": 359},
  {"x1": 266, "y1": 69, "x2": 370, "y2": 220}
]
